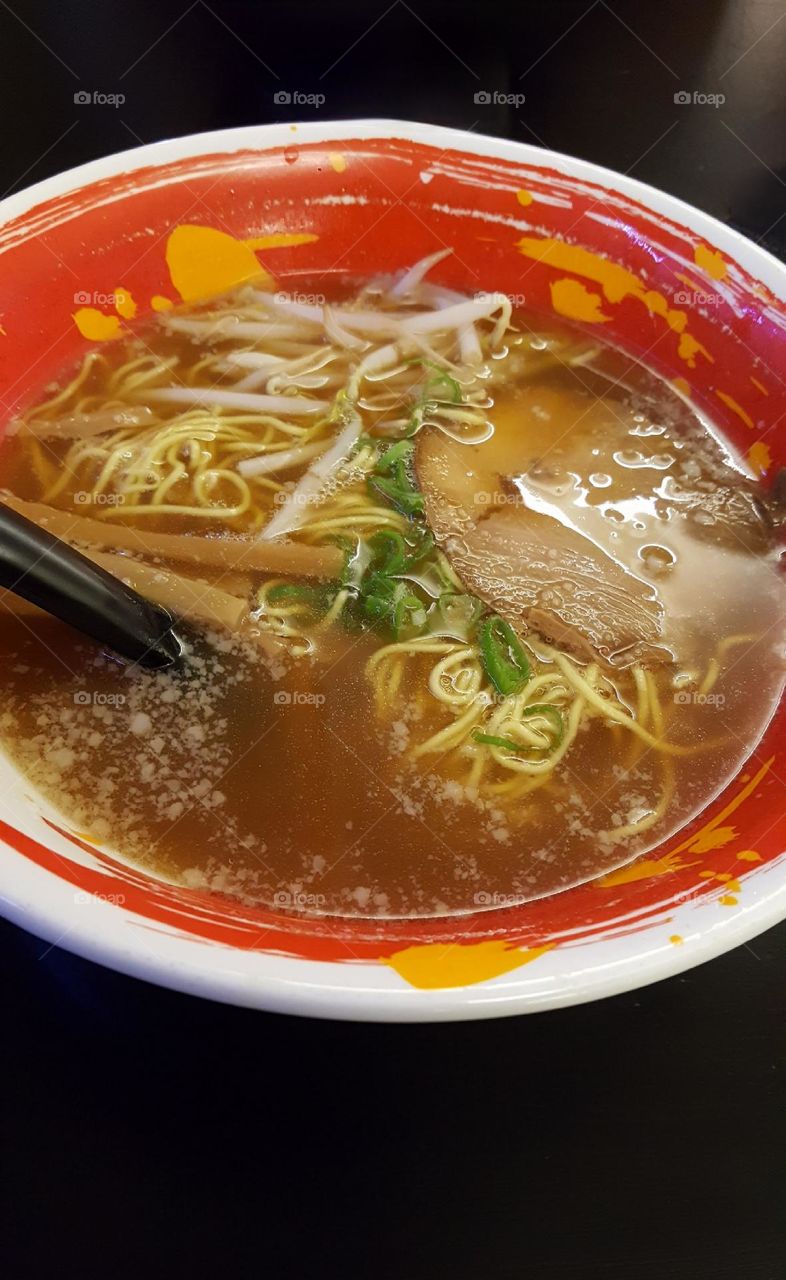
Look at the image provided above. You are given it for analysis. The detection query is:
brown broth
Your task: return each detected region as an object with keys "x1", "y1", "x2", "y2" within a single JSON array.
[{"x1": 0, "y1": 296, "x2": 783, "y2": 918}]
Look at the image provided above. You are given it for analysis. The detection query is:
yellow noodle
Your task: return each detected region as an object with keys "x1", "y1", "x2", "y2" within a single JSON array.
[
  {"x1": 545, "y1": 649, "x2": 697, "y2": 756},
  {"x1": 410, "y1": 696, "x2": 489, "y2": 759},
  {"x1": 428, "y1": 647, "x2": 483, "y2": 706},
  {"x1": 315, "y1": 587, "x2": 350, "y2": 630},
  {"x1": 26, "y1": 351, "x2": 105, "y2": 418},
  {"x1": 699, "y1": 632, "x2": 759, "y2": 694},
  {"x1": 480, "y1": 693, "x2": 588, "y2": 776},
  {"x1": 366, "y1": 639, "x2": 465, "y2": 675},
  {"x1": 601, "y1": 674, "x2": 675, "y2": 840},
  {"x1": 632, "y1": 666, "x2": 651, "y2": 730}
]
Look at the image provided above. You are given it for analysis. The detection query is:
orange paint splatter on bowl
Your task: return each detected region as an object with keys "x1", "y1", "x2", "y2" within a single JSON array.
[
  {"x1": 550, "y1": 278, "x2": 610, "y2": 323},
  {"x1": 245, "y1": 233, "x2": 318, "y2": 250},
  {"x1": 747, "y1": 441, "x2": 771, "y2": 476},
  {"x1": 595, "y1": 851, "x2": 697, "y2": 888},
  {"x1": 694, "y1": 243, "x2": 728, "y2": 281},
  {"x1": 716, "y1": 390, "x2": 754, "y2": 430},
  {"x1": 385, "y1": 940, "x2": 553, "y2": 989},
  {"x1": 516, "y1": 236, "x2": 712, "y2": 365},
  {"x1": 717, "y1": 875, "x2": 742, "y2": 892},
  {"x1": 113, "y1": 286, "x2": 136, "y2": 320},
  {"x1": 165, "y1": 225, "x2": 275, "y2": 303},
  {"x1": 687, "y1": 825, "x2": 737, "y2": 854},
  {"x1": 72, "y1": 308, "x2": 122, "y2": 341},
  {"x1": 677, "y1": 332, "x2": 713, "y2": 368}
]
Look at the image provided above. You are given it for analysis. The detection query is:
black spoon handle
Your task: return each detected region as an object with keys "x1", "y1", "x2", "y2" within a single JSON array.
[{"x1": 0, "y1": 503, "x2": 181, "y2": 669}]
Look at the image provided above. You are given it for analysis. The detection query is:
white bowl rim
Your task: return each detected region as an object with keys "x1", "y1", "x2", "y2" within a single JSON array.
[{"x1": 0, "y1": 117, "x2": 784, "y2": 1022}]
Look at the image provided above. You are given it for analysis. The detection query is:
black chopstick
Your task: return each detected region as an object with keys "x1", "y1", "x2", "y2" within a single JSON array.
[{"x1": 0, "y1": 502, "x2": 181, "y2": 670}]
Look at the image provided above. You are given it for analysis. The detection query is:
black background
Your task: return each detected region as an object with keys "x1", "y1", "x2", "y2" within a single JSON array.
[{"x1": 0, "y1": 2, "x2": 784, "y2": 1277}]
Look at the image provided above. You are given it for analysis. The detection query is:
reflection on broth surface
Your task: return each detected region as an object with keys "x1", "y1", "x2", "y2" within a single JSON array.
[{"x1": 0, "y1": 255, "x2": 783, "y2": 918}]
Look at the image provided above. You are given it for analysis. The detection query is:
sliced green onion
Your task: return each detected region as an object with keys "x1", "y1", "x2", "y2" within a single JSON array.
[
  {"x1": 368, "y1": 440, "x2": 424, "y2": 517},
  {"x1": 368, "y1": 529, "x2": 408, "y2": 575},
  {"x1": 479, "y1": 615, "x2": 531, "y2": 696},
  {"x1": 374, "y1": 439, "x2": 414, "y2": 475},
  {"x1": 369, "y1": 476, "x2": 424, "y2": 516},
  {"x1": 404, "y1": 357, "x2": 462, "y2": 405},
  {"x1": 402, "y1": 528, "x2": 434, "y2": 568},
  {"x1": 362, "y1": 574, "x2": 426, "y2": 640}
]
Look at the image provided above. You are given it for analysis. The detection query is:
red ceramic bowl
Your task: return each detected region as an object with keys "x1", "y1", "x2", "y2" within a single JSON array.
[{"x1": 0, "y1": 120, "x2": 784, "y2": 1020}]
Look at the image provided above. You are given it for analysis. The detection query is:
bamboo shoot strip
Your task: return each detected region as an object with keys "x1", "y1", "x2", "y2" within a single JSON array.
[{"x1": 0, "y1": 495, "x2": 343, "y2": 578}]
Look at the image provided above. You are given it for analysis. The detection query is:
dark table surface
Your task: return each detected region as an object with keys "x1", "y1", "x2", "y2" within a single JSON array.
[{"x1": 0, "y1": 2, "x2": 784, "y2": 1276}]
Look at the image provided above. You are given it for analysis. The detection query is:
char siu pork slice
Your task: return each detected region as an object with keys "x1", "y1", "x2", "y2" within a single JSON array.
[{"x1": 415, "y1": 424, "x2": 669, "y2": 668}]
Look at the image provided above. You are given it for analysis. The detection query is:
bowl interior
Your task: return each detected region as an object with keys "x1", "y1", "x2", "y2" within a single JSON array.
[{"x1": 0, "y1": 123, "x2": 784, "y2": 1002}]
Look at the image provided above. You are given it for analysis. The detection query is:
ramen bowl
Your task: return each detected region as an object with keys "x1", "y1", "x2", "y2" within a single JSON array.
[{"x1": 0, "y1": 119, "x2": 784, "y2": 1021}]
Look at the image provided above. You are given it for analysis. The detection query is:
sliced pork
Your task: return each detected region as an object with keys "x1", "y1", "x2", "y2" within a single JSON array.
[{"x1": 416, "y1": 425, "x2": 668, "y2": 666}]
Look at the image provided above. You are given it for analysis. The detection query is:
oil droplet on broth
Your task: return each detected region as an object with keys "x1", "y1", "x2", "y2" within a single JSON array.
[{"x1": 639, "y1": 544, "x2": 677, "y2": 576}]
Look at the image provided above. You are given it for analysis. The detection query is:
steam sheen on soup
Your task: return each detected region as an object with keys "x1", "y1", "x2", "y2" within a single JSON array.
[{"x1": 0, "y1": 253, "x2": 783, "y2": 918}]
